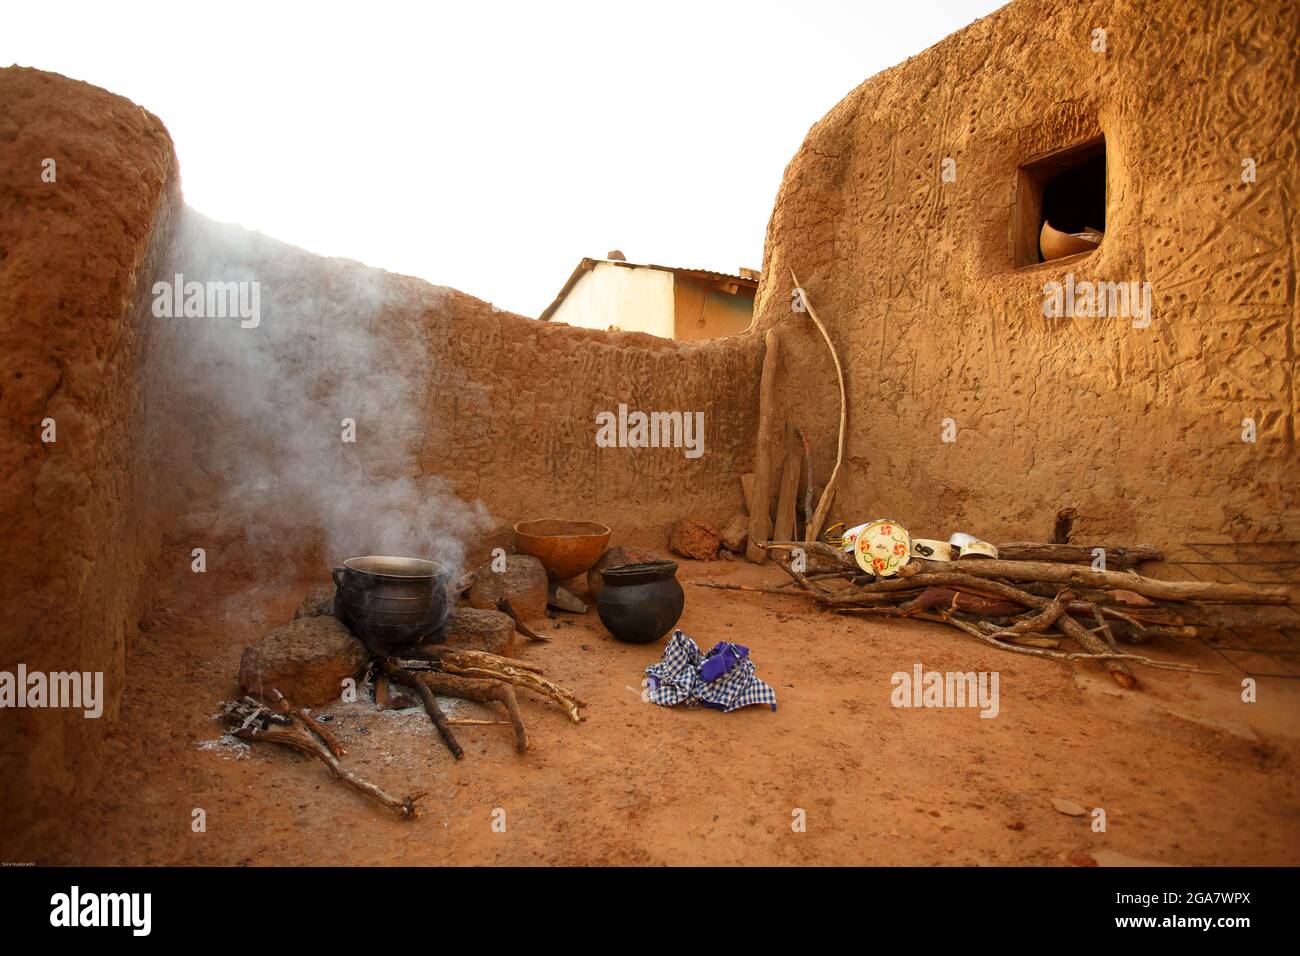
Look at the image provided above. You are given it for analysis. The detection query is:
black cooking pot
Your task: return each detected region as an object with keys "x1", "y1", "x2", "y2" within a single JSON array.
[
  {"x1": 596, "y1": 559, "x2": 684, "y2": 644},
  {"x1": 332, "y1": 556, "x2": 450, "y2": 651}
]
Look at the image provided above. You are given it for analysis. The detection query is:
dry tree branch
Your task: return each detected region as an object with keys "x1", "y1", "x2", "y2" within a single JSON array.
[
  {"x1": 233, "y1": 724, "x2": 422, "y2": 818},
  {"x1": 229, "y1": 696, "x2": 421, "y2": 820},
  {"x1": 269, "y1": 688, "x2": 344, "y2": 757},
  {"x1": 915, "y1": 612, "x2": 1213, "y2": 674},
  {"x1": 904, "y1": 556, "x2": 1291, "y2": 605},
  {"x1": 985, "y1": 589, "x2": 1073, "y2": 637},
  {"x1": 691, "y1": 579, "x2": 910, "y2": 605},
  {"x1": 394, "y1": 647, "x2": 583, "y2": 720},
  {"x1": 773, "y1": 554, "x2": 833, "y2": 595}
]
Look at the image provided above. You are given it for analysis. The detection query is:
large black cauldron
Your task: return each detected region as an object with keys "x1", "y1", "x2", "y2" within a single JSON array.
[
  {"x1": 595, "y1": 559, "x2": 684, "y2": 644},
  {"x1": 332, "y1": 556, "x2": 449, "y2": 651}
]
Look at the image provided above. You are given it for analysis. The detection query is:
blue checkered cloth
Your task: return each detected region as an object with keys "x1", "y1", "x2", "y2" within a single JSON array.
[{"x1": 645, "y1": 630, "x2": 777, "y2": 713}]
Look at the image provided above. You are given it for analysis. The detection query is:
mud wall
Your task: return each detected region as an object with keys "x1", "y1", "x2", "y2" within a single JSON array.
[
  {"x1": 420, "y1": 294, "x2": 760, "y2": 541},
  {"x1": 0, "y1": 67, "x2": 181, "y2": 858},
  {"x1": 756, "y1": 0, "x2": 1299, "y2": 545}
]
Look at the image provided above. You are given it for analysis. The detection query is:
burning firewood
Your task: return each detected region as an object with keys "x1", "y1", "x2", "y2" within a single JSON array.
[
  {"x1": 223, "y1": 694, "x2": 423, "y2": 820},
  {"x1": 383, "y1": 645, "x2": 585, "y2": 757},
  {"x1": 382, "y1": 662, "x2": 466, "y2": 760},
  {"x1": 421, "y1": 672, "x2": 530, "y2": 753},
  {"x1": 399, "y1": 646, "x2": 586, "y2": 722}
]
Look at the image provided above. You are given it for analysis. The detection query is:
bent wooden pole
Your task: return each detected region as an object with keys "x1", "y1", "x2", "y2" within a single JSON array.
[{"x1": 790, "y1": 269, "x2": 846, "y2": 544}]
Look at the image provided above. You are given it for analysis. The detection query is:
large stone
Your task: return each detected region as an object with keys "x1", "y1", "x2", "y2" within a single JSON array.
[
  {"x1": 587, "y1": 545, "x2": 661, "y2": 599},
  {"x1": 293, "y1": 584, "x2": 337, "y2": 620},
  {"x1": 440, "y1": 607, "x2": 515, "y2": 654},
  {"x1": 467, "y1": 554, "x2": 548, "y2": 621},
  {"x1": 719, "y1": 513, "x2": 750, "y2": 553},
  {"x1": 238, "y1": 616, "x2": 369, "y2": 707},
  {"x1": 669, "y1": 517, "x2": 720, "y2": 560}
]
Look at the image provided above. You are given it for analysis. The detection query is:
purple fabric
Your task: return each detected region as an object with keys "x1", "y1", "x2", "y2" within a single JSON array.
[{"x1": 699, "y1": 642, "x2": 748, "y2": 682}]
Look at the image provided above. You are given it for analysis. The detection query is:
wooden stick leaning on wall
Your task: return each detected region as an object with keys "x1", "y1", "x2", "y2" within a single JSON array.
[
  {"x1": 771, "y1": 447, "x2": 802, "y2": 554},
  {"x1": 796, "y1": 427, "x2": 815, "y2": 531},
  {"x1": 746, "y1": 326, "x2": 781, "y2": 562},
  {"x1": 790, "y1": 270, "x2": 846, "y2": 544}
]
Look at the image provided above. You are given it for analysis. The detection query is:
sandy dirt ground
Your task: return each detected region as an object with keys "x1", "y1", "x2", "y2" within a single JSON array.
[{"x1": 51, "y1": 556, "x2": 1300, "y2": 866}]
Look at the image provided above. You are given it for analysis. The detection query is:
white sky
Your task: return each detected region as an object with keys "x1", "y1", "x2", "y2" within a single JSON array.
[{"x1": 3, "y1": 0, "x2": 1005, "y2": 317}]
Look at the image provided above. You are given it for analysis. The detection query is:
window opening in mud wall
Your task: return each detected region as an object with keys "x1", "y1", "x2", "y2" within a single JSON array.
[{"x1": 1014, "y1": 136, "x2": 1106, "y2": 268}]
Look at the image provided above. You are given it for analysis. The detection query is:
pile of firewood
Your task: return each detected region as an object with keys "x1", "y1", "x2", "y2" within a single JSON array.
[
  {"x1": 223, "y1": 646, "x2": 585, "y2": 819},
  {"x1": 695, "y1": 539, "x2": 1293, "y2": 689}
]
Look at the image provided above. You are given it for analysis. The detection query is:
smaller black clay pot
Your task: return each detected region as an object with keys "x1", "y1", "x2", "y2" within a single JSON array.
[{"x1": 596, "y1": 559, "x2": 684, "y2": 644}]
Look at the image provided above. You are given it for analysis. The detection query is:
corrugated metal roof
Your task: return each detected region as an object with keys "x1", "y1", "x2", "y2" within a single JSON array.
[{"x1": 538, "y1": 257, "x2": 760, "y2": 322}]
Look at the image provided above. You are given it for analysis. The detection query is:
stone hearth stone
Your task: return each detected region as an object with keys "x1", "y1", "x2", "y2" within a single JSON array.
[
  {"x1": 438, "y1": 607, "x2": 515, "y2": 655},
  {"x1": 719, "y1": 513, "x2": 750, "y2": 553},
  {"x1": 293, "y1": 584, "x2": 337, "y2": 620},
  {"x1": 669, "y1": 517, "x2": 720, "y2": 560},
  {"x1": 238, "y1": 616, "x2": 368, "y2": 707},
  {"x1": 548, "y1": 583, "x2": 587, "y2": 613},
  {"x1": 587, "y1": 545, "x2": 661, "y2": 599},
  {"x1": 467, "y1": 554, "x2": 548, "y2": 621}
]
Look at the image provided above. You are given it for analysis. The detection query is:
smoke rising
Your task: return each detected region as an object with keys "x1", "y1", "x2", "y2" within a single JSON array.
[{"x1": 156, "y1": 208, "x2": 491, "y2": 575}]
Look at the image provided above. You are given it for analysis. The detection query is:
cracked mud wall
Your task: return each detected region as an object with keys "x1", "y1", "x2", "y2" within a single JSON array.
[
  {"x1": 415, "y1": 299, "x2": 760, "y2": 541},
  {"x1": 755, "y1": 0, "x2": 1299, "y2": 545},
  {"x1": 0, "y1": 66, "x2": 181, "y2": 857}
]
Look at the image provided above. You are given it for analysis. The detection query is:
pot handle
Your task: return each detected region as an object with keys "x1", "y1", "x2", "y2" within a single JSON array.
[{"x1": 331, "y1": 566, "x2": 348, "y2": 591}]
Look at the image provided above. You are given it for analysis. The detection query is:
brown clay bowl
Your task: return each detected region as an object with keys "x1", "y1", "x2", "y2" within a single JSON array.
[
  {"x1": 513, "y1": 519, "x2": 612, "y2": 581},
  {"x1": 1040, "y1": 220, "x2": 1102, "y2": 262}
]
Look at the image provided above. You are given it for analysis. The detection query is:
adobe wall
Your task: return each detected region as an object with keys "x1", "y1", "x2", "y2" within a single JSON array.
[
  {"x1": 0, "y1": 67, "x2": 181, "y2": 858},
  {"x1": 755, "y1": 0, "x2": 1299, "y2": 546}
]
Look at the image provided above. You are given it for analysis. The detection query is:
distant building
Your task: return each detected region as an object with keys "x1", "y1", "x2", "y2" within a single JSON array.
[{"x1": 539, "y1": 253, "x2": 759, "y2": 341}]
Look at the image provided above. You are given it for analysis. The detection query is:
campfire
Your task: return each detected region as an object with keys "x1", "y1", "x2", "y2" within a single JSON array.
[{"x1": 221, "y1": 524, "x2": 629, "y2": 819}]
